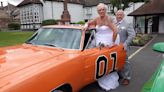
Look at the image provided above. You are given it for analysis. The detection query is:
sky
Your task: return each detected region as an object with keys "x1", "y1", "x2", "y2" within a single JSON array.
[{"x1": 0, "y1": 0, "x2": 23, "y2": 6}]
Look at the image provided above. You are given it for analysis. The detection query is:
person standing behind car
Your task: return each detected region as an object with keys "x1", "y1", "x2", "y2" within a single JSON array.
[{"x1": 115, "y1": 10, "x2": 136, "y2": 85}]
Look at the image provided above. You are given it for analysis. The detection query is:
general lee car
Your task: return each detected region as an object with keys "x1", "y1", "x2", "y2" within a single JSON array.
[{"x1": 0, "y1": 25, "x2": 126, "y2": 92}]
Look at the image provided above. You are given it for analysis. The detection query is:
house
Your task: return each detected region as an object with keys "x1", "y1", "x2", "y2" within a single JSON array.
[
  {"x1": 128, "y1": 0, "x2": 164, "y2": 34},
  {"x1": 0, "y1": 2, "x2": 19, "y2": 29},
  {"x1": 3, "y1": 3, "x2": 20, "y2": 22},
  {"x1": 17, "y1": 0, "x2": 143, "y2": 30},
  {"x1": 17, "y1": 0, "x2": 43, "y2": 30},
  {"x1": 0, "y1": 10, "x2": 10, "y2": 28}
]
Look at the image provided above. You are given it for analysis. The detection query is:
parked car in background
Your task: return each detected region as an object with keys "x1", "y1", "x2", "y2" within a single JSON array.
[
  {"x1": 0, "y1": 25, "x2": 126, "y2": 92},
  {"x1": 142, "y1": 42, "x2": 164, "y2": 92}
]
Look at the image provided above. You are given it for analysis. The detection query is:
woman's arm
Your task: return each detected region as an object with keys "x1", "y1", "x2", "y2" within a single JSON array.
[
  {"x1": 83, "y1": 18, "x2": 97, "y2": 31},
  {"x1": 107, "y1": 16, "x2": 118, "y2": 42},
  {"x1": 88, "y1": 18, "x2": 97, "y2": 26},
  {"x1": 109, "y1": 22, "x2": 118, "y2": 42}
]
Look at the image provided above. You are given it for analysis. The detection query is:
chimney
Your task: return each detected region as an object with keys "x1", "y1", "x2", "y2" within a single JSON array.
[{"x1": 1, "y1": 2, "x2": 3, "y2": 8}]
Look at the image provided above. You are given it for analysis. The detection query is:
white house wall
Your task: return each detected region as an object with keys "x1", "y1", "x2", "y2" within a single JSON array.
[
  {"x1": 84, "y1": 7, "x2": 93, "y2": 20},
  {"x1": 43, "y1": 1, "x2": 83, "y2": 22},
  {"x1": 67, "y1": 3, "x2": 83, "y2": 22},
  {"x1": 90, "y1": 6, "x2": 99, "y2": 19},
  {"x1": 124, "y1": 2, "x2": 144, "y2": 23},
  {"x1": 53, "y1": 2, "x2": 63, "y2": 20},
  {"x1": 41, "y1": 0, "x2": 63, "y2": 20},
  {"x1": 43, "y1": 1, "x2": 55, "y2": 19},
  {"x1": 159, "y1": 16, "x2": 164, "y2": 33}
]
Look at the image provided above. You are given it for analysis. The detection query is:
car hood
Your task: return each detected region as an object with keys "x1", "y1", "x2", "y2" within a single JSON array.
[{"x1": 0, "y1": 44, "x2": 79, "y2": 79}]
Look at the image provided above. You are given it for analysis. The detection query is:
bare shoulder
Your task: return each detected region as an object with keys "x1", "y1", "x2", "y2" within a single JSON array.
[
  {"x1": 106, "y1": 16, "x2": 113, "y2": 22},
  {"x1": 94, "y1": 16, "x2": 101, "y2": 24},
  {"x1": 95, "y1": 16, "x2": 100, "y2": 21},
  {"x1": 88, "y1": 17, "x2": 98, "y2": 25}
]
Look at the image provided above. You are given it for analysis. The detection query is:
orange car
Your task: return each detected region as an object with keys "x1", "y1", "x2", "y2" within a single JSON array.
[{"x1": 0, "y1": 25, "x2": 126, "y2": 92}]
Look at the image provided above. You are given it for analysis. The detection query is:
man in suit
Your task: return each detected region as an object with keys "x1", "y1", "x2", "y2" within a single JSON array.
[{"x1": 116, "y1": 10, "x2": 136, "y2": 85}]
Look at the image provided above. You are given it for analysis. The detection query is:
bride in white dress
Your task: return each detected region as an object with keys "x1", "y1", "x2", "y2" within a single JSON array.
[
  {"x1": 83, "y1": 3, "x2": 120, "y2": 91},
  {"x1": 83, "y1": 3, "x2": 118, "y2": 44},
  {"x1": 95, "y1": 26, "x2": 120, "y2": 91}
]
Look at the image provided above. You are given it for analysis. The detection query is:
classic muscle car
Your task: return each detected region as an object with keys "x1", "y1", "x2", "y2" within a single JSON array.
[{"x1": 0, "y1": 25, "x2": 126, "y2": 92}]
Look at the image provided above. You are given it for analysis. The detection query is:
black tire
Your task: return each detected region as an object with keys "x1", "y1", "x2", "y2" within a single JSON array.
[
  {"x1": 52, "y1": 90, "x2": 64, "y2": 92},
  {"x1": 52, "y1": 85, "x2": 72, "y2": 92}
]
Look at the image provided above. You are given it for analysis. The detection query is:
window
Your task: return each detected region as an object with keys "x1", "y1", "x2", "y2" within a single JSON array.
[
  {"x1": 86, "y1": 7, "x2": 92, "y2": 15},
  {"x1": 26, "y1": 28, "x2": 82, "y2": 49}
]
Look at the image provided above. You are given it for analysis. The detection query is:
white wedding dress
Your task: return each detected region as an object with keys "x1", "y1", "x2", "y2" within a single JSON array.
[
  {"x1": 95, "y1": 25, "x2": 120, "y2": 47},
  {"x1": 96, "y1": 25, "x2": 120, "y2": 91},
  {"x1": 98, "y1": 72, "x2": 119, "y2": 91}
]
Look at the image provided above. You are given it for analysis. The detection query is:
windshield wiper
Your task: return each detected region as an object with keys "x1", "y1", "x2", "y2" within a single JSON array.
[
  {"x1": 43, "y1": 43, "x2": 57, "y2": 47},
  {"x1": 25, "y1": 41, "x2": 33, "y2": 44},
  {"x1": 43, "y1": 43, "x2": 65, "y2": 51}
]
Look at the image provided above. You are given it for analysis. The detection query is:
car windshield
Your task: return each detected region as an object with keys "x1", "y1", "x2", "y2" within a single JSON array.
[{"x1": 26, "y1": 28, "x2": 82, "y2": 49}]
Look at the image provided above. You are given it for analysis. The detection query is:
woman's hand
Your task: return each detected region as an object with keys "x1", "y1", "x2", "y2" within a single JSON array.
[{"x1": 82, "y1": 23, "x2": 88, "y2": 31}]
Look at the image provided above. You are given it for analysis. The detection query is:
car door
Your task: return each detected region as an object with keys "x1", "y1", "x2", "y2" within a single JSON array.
[
  {"x1": 82, "y1": 47, "x2": 118, "y2": 83},
  {"x1": 81, "y1": 29, "x2": 118, "y2": 84}
]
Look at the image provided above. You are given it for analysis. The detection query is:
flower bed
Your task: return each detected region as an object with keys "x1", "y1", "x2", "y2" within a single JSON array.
[{"x1": 131, "y1": 33, "x2": 153, "y2": 46}]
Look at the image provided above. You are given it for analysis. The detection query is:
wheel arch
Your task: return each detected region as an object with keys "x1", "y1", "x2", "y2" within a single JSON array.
[{"x1": 51, "y1": 83, "x2": 72, "y2": 92}]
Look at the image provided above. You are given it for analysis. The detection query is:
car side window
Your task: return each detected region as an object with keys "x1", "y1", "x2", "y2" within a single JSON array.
[{"x1": 83, "y1": 29, "x2": 96, "y2": 50}]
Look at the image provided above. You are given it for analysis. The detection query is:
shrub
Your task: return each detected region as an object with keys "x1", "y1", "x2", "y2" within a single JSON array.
[
  {"x1": 8, "y1": 23, "x2": 20, "y2": 30},
  {"x1": 131, "y1": 33, "x2": 153, "y2": 46},
  {"x1": 71, "y1": 21, "x2": 85, "y2": 25},
  {"x1": 42, "y1": 19, "x2": 58, "y2": 26},
  {"x1": 76, "y1": 21, "x2": 85, "y2": 24}
]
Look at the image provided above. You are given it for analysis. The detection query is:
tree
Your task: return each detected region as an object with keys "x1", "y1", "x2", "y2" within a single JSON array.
[{"x1": 110, "y1": 0, "x2": 150, "y2": 14}]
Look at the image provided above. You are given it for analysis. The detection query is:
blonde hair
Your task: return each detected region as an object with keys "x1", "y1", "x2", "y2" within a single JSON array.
[{"x1": 97, "y1": 3, "x2": 107, "y2": 11}]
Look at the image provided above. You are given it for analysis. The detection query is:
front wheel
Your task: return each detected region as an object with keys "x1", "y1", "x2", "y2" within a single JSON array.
[
  {"x1": 52, "y1": 87, "x2": 70, "y2": 92},
  {"x1": 52, "y1": 84, "x2": 72, "y2": 92},
  {"x1": 52, "y1": 90, "x2": 64, "y2": 92}
]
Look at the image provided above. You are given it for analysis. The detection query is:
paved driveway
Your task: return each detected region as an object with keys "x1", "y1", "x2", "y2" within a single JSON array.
[{"x1": 80, "y1": 34, "x2": 164, "y2": 92}]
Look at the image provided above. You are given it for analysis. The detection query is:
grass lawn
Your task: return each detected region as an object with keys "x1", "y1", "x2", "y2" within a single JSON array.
[{"x1": 0, "y1": 31, "x2": 34, "y2": 47}]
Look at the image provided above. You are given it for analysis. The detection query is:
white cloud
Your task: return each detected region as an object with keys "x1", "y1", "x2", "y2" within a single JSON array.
[
  {"x1": 9, "y1": 0, "x2": 23, "y2": 5},
  {"x1": 0, "y1": 0, "x2": 7, "y2": 6},
  {"x1": 0, "y1": 0, "x2": 23, "y2": 6}
]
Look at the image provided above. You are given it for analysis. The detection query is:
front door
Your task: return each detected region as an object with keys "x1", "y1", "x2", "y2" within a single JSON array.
[{"x1": 152, "y1": 16, "x2": 159, "y2": 33}]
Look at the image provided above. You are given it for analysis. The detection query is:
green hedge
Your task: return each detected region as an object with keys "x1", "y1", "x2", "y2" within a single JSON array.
[
  {"x1": 8, "y1": 23, "x2": 20, "y2": 30},
  {"x1": 76, "y1": 21, "x2": 85, "y2": 24},
  {"x1": 71, "y1": 21, "x2": 85, "y2": 25},
  {"x1": 42, "y1": 19, "x2": 58, "y2": 26}
]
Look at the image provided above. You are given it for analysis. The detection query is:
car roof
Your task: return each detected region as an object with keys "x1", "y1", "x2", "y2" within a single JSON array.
[{"x1": 42, "y1": 25, "x2": 84, "y2": 30}]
